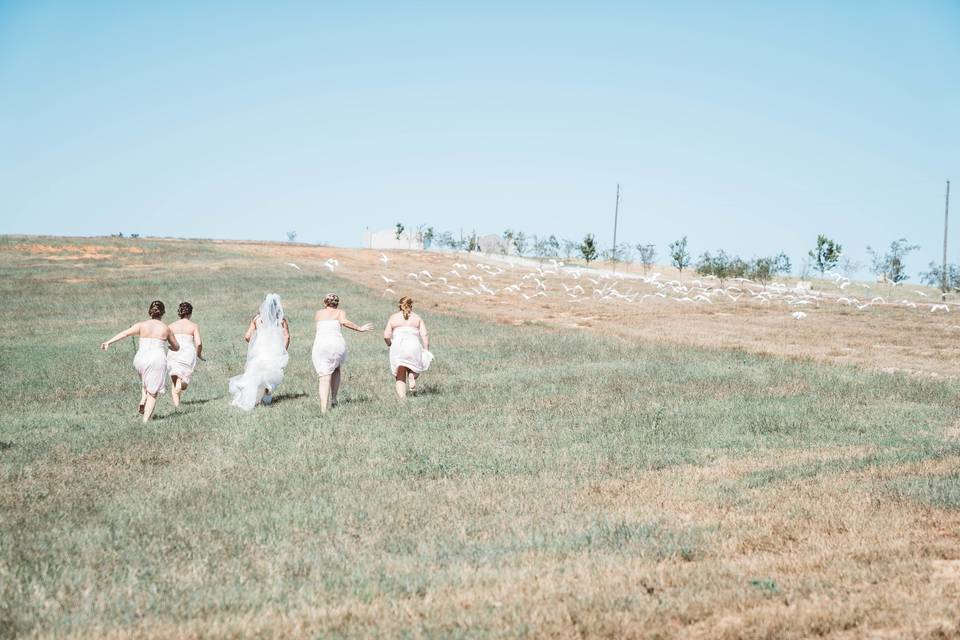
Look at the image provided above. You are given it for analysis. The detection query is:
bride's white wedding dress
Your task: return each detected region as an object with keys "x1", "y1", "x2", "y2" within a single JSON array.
[{"x1": 229, "y1": 294, "x2": 289, "y2": 410}]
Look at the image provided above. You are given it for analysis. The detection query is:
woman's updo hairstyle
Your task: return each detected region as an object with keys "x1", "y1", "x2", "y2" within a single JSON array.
[
  {"x1": 148, "y1": 300, "x2": 165, "y2": 320},
  {"x1": 178, "y1": 302, "x2": 193, "y2": 318},
  {"x1": 323, "y1": 293, "x2": 340, "y2": 309},
  {"x1": 399, "y1": 296, "x2": 413, "y2": 320}
]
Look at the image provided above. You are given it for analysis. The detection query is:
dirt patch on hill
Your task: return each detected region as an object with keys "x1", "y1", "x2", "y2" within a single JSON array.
[{"x1": 12, "y1": 243, "x2": 145, "y2": 261}]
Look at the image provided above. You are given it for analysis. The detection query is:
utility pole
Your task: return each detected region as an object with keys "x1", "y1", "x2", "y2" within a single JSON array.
[
  {"x1": 611, "y1": 184, "x2": 621, "y2": 272},
  {"x1": 943, "y1": 179, "x2": 951, "y2": 301}
]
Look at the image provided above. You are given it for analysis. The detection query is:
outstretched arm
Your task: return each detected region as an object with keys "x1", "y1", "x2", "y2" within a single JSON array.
[
  {"x1": 243, "y1": 316, "x2": 257, "y2": 343},
  {"x1": 101, "y1": 323, "x2": 140, "y2": 350},
  {"x1": 340, "y1": 311, "x2": 372, "y2": 333},
  {"x1": 282, "y1": 318, "x2": 290, "y2": 350},
  {"x1": 418, "y1": 319, "x2": 429, "y2": 350}
]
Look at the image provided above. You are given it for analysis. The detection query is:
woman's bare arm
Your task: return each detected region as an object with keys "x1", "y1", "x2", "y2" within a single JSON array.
[
  {"x1": 383, "y1": 319, "x2": 394, "y2": 346},
  {"x1": 282, "y1": 318, "x2": 290, "y2": 350},
  {"x1": 243, "y1": 316, "x2": 257, "y2": 343},
  {"x1": 340, "y1": 310, "x2": 372, "y2": 332},
  {"x1": 101, "y1": 323, "x2": 140, "y2": 350},
  {"x1": 167, "y1": 328, "x2": 180, "y2": 352},
  {"x1": 194, "y1": 325, "x2": 203, "y2": 359},
  {"x1": 418, "y1": 318, "x2": 429, "y2": 350}
]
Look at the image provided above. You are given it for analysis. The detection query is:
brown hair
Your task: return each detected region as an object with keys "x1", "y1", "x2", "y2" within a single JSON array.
[
  {"x1": 323, "y1": 293, "x2": 340, "y2": 309},
  {"x1": 148, "y1": 300, "x2": 165, "y2": 320},
  {"x1": 178, "y1": 302, "x2": 193, "y2": 318},
  {"x1": 399, "y1": 296, "x2": 413, "y2": 320}
]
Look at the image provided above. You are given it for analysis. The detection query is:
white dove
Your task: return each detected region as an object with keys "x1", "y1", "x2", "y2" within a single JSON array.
[{"x1": 286, "y1": 263, "x2": 302, "y2": 271}]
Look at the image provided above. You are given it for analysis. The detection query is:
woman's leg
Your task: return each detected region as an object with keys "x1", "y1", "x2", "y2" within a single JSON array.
[
  {"x1": 171, "y1": 375, "x2": 181, "y2": 408},
  {"x1": 318, "y1": 374, "x2": 332, "y2": 414},
  {"x1": 408, "y1": 371, "x2": 418, "y2": 393},
  {"x1": 139, "y1": 385, "x2": 147, "y2": 414},
  {"x1": 142, "y1": 392, "x2": 158, "y2": 423},
  {"x1": 395, "y1": 366, "x2": 408, "y2": 399},
  {"x1": 330, "y1": 367, "x2": 341, "y2": 407}
]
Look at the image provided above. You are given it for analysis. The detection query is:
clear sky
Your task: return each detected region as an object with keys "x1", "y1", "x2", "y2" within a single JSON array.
[{"x1": 1, "y1": 1, "x2": 958, "y2": 277}]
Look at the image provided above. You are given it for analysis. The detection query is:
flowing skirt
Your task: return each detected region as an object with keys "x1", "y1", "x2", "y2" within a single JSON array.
[
  {"x1": 389, "y1": 328, "x2": 433, "y2": 376},
  {"x1": 167, "y1": 337, "x2": 197, "y2": 384},
  {"x1": 134, "y1": 344, "x2": 167, "y2": 395},
  {"x1": 312, "y1": 334, "x2": 347, "y2": 376},
  {"x1": 229, "y1": 332, "x2": 288, "y2": 410}
]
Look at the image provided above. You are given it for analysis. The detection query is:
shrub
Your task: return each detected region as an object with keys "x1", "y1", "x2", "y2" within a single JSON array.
[
  {"x1": 636, "y1": 244, "x2": 657, "y2": 274},
  {"x1": 669, "y1": 237, "x2": 692, "y2": 275},
  {"x1": 580, "y1": 234, "x2": 598, "y2": 264},
  {"x1": 866, "y1": 238, "x2": 919, "y2": 283},
  {"x1": 808, "y1": 235, "x2": 842, "y2": 275},
  {"x1": 919, "y1": 263, "x2": 960, "y2": 292}
]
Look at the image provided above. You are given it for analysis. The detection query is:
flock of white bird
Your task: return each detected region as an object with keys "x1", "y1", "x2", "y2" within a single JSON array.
[{"x1": 291, "y1": 252, "x2": 953, "y2": 320}]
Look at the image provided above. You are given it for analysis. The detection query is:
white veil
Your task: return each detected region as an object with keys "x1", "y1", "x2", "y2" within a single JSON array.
[{"x1": 229, "y1": 293, "x2": 290, "y2": 410}]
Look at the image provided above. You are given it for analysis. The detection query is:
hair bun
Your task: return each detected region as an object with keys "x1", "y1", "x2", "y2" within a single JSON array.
[{"x1": 148, "y1": 300, "x2": 165, "y2": 319}]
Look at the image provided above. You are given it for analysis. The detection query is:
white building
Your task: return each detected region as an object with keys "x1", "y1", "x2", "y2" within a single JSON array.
[{"x1": 362, "y1": 228, "x2": 424, "y2": 250}]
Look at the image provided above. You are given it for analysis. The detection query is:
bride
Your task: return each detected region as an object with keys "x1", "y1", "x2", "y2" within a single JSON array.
[{"x1": 229, "y1": 293, "x2": 290, "y2": 410}]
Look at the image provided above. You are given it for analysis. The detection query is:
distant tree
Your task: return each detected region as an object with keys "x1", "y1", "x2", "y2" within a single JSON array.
[
  {"x1": 636, "y1": 244, "x2": 657, "y2": 274},
  {"x1": 839, "y1": 256, "x2": 863, "y2": 279},
  {"x1": 541, "y1": 235, "x2": 561, "y2": 258},
  {"x1": 532, "y1": 235, "x2": 546, "y2": 259},
  {"x1": 394, "y1": 223, "x2": 405, "y2": 240},
  {"x1": 130, "y1": 233, "x2": 140, "y2": 239},
  {"x1": 696, "y1": 250, "x2": 747, "y2": 287},
  {"x1": 668, "y1": 236, "x2": 691, "y2": 275},
  {"x1": 467, "y1": 230, "x2": 479, "y2": 252},
  {"x1": 562, "y1": 239, "x2": 579, "y2": 261},
  {"x1": 866, "y1": 238, "x2": 919, "y2": 283},
  {"x1": 532, "y1": 234, "x2": 561, "y2": 259},
  {"x1": 513, "y1": 231, "x2": 528, "y2": 256},
  {"x1": 808, "y1": 234, "x2": 842, "y2": 275},
  {"x1": 502, "y1": 229, "x2": 515, "y2": 245},
  {"x1": 286, "y1": 230, "x2": 298, "y2": 242},
  {"x1": 602, "y1": 243, "x2": 633, "y2": 264},
  {"x1": 919, "y1": 262, "x2": 960, "y2": 292},
  {"x1": 422, "y1": 226, "x2": 435, "y2": 249},
  {"x1": 747, "y1": 252, "x2": 792, "y2": 286},
  {"x1": 436, "y1": 231, "x2": 456, "y2": 250},
  {"x1": 579, "y1": 234, "x2": 598, "y2": 264}
]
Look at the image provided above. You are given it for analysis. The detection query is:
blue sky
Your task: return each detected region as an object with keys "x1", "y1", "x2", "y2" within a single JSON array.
[{"x1": 1, "y1": 1, "x2": 958, "y2": 277}]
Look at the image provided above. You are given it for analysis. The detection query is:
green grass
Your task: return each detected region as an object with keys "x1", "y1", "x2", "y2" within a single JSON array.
[{"x1": 1, "y1": 236, "x2": 959, "y2": 638}]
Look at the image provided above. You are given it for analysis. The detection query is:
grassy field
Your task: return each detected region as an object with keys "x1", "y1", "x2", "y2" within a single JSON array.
[{"x1": 1, "y1": 236, "x2": 959, "y2": 638}]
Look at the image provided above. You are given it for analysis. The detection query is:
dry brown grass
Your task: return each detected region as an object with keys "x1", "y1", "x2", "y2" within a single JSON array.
[{"x1": 223, "y1": 243, "x2": 959, "y2": 379}]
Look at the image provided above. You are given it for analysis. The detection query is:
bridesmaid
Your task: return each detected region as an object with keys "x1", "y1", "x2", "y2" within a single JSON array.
[
  {"x1": 101, "y1": 300, "x2": 180, "y2": 423},
  {"x1": 383, "y1": 296, "x2": 433, "y2": 399},
  {"x1": 166, "y1": 302, "x2": 203, "y2": 408},
  {"x1": 312, "y1": 293, "x2": 373, "y2": 414}
]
